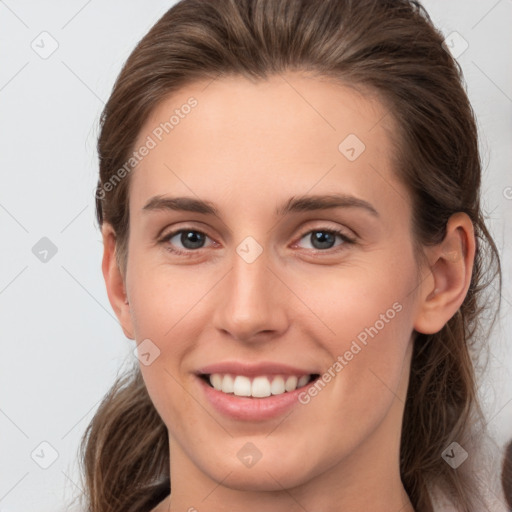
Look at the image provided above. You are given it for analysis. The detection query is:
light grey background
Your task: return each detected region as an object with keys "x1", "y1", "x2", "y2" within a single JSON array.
[{"x1": 0, "y1": 1, "x2": 510, "y2": 511}]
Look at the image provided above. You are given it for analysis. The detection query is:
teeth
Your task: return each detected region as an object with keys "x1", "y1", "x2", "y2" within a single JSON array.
[
  {"x1": 284, "y1": 375, "x2": 298, "y2": 392},
  {"x1": 208, "y1": 373, "x2": 312, "y2": 397},
  {"x1": 270, "y1": 376, "x2": 285, "y2": 395},
  {"x1": 210, "y1": 373, "x2": 222, "y2": 390},
  {"x1": 251, "y1": 376, "x2": 271, "y2": 398},
  {"x1": 221, "y1": 374, "x2": 234, "y2": 393},
  {"x1": 233, "y1": 375, "x2": 251, "y2": 396},
  {"x1": 297, "y1": 375, "x2": 309, "y2": 387}
]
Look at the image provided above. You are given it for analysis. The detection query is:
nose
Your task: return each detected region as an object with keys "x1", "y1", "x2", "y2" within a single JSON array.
[{"x1": 212, "y1": 243, "x2": 289, "y2": 343}]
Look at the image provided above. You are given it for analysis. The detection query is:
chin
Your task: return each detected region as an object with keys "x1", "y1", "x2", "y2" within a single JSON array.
[{"x1": 216, "y1": 465, "x2": 308, "y2": 492}]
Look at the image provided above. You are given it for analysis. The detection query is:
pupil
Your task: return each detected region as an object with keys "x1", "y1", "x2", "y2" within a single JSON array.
[
  {"x1": 182, "y1": 231, "x2": 205, "y2": 249},
  {"x1": 312, "y1": 231, "x2": 334, "y2": 249}
]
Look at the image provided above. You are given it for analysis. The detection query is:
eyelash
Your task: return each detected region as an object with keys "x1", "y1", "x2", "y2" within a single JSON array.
[{"x1": 158, "y1": 226, "x2": 356, "y2": 257}]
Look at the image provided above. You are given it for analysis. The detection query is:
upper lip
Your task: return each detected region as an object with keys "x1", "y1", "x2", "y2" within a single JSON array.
[{"x1": 196, "y1": 361, "x2": 318, "y2": 377}]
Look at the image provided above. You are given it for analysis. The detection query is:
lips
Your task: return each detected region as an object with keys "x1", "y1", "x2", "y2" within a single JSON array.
[{"x1": 193, "y1": 361, "x2": 322, "y2": 419}]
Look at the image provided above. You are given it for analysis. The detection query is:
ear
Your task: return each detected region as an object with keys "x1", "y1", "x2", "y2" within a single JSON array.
[
  {"x1": 101, "y1": 222, "x2": 135, "y2": 340},
  {"x1": 413, "y1": 212, "x2": 476, "y2": 335}
]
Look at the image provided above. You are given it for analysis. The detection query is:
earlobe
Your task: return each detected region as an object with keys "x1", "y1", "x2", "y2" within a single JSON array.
[
  {"x1": 413, "y1": 212, "x2": 475, "y2": 335},
  {"x1": 101, "y1": 223, "x2": 135, "y2": 339}
]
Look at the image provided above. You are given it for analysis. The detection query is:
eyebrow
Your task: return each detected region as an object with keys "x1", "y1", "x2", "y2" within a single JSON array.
[{"x1": 142, "y1": 193, "x2": 379, "y2": 218}]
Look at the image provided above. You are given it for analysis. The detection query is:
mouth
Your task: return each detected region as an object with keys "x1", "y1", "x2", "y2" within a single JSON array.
[{"x1": 198, "y1": 373, "x2": 321, "y2": 398}]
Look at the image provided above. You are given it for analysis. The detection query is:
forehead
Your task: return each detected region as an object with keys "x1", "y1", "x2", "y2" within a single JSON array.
[{"x1": 129, "y1": 72, "x2": 407, "y2": 219}]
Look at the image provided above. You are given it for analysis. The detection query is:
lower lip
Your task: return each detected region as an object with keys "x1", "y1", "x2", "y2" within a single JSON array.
[{"x1": 196, "y1": 375, "x2": 317, "y2": 421}]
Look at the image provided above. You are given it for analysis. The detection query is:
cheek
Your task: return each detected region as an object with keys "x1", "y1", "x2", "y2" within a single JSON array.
[
  {"x1": 297, "y1": 251, "x2": 416, "y2": 404},
  {"x1": 293, "y1": 253, "x2": 415, "y2": 351},
  {"x1": 315, "y1": 287, "x2": 412, "y2": 404},
  {"x1": 128, "y1": 265, "x2": 202, "y2": 424},
  {"x1": 126, "y1": 253, "x2": 220, "y2": 407},
  {"x1": 127, "y1": 255, "x2": 206, "y2": 342}
]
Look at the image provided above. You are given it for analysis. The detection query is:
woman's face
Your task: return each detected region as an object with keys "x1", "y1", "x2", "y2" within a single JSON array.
[{"x1": 112, "y1": 73, "x2": 428, "y2": 497}]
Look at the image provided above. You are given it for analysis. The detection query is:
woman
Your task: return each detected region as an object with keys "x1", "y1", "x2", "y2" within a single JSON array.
[{"x1": 80, "y1": 1, "x2": 504, "y2": 511}]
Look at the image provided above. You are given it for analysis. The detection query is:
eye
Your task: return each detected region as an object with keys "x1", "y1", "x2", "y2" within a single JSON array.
[
  {"x1": 161, "y1": 228, "x2": 214, "y2": 255},
  {"x1": 295, "y1": 228, "x2": 355, "y2": 252},
  {"x1": 159, "y1": 226, "x2": 355, "y2": 257}
]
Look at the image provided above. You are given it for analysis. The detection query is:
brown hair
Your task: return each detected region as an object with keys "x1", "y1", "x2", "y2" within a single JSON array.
[
  {"x1": 78, "y1": 1, "x2": 503, "y2": 511},
  {"x1": 503, "y1": 440, "x2": 512, "y2": 510}
]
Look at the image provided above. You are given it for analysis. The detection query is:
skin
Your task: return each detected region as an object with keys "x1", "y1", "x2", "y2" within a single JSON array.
[{"x1": 101, "y1": 72, "x2": 475, "y2": 512}]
